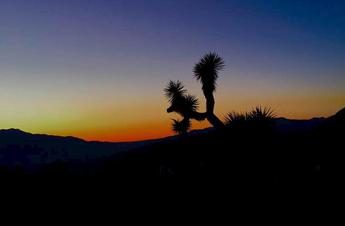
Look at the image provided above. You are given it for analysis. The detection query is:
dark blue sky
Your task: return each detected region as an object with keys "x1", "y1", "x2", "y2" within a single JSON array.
[{"x1": 0, "y1": 0, "x2": 344, "y2": 140}]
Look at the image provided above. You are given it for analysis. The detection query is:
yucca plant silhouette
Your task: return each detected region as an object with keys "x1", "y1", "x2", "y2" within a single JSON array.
[
  {"x1": 225, "y1": 112, "x2": 247, "y2": 126},
  {"x1": 225, "y1": 106, "x2": 276, "y2": 129},
  {"x1": 246, "y1": 106, "x2": 275, "y2": 121},
  {"x1": 193, "y1": 52, "x2": 225, "y2": 128},
  {"x1": 164, "y1": 52, "x2": 225, "y2": 134}
]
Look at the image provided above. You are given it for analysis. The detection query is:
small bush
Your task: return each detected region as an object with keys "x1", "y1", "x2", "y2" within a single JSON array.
[
  {"x1": 225, "y1": 106, "x2": 276, "y2": 129},
  {"x1": 225, "y1": 112, "x2": 247, "y2": 126},
  {"x1": 247, "y1": 106, "x2": 275, "y2": 121}
]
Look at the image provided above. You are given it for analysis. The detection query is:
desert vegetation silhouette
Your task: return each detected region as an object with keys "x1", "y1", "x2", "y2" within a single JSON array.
[
  {"x1": 224, "y1": 106, "x2": 276, "y2": 130},
  {"x1": 164, "y1": 53, "x2": 276, "y2": 134},
  {"x1": 164, "y1": 52, "x2": 225, "y2": 134}
]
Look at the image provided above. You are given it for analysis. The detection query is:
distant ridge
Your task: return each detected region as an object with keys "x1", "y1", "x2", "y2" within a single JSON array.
[
  {"x1": 1, "y1": 106, "x2": 344, "y2": 144},
  {"x1": 0, "y1": 128, "x2": 147, "y2": 168},
  {"x1": 0, "y1": 128, "x2": 28, "y2": 135},
  {"x1": 0, "y1": 106, "x2": 343, "y2": 170},
  {"x1": 1, "y1": 106, "x2": 343, "y2": 144},
  {"x1": 0, "y1": 128, "x2": 82, "y2": 139},
  {"x1": 0, "y1": 128, "x2": 85, "y2": 144},
  {"x1": 330, "y1": 107, "x2": 345, "y2": 120},
  {"x1": 274, "y1": 117, "x2": 326, "y2": 133}
]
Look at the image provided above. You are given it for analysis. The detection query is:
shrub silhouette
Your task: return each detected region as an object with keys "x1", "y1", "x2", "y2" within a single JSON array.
[
  {"x1": 225, "y1": 106, "x2": 276, "y2": 129},
  {"x1": 165, "y1": 52, "x2": 225, "y2": 133},
  {"x1": 225, "y1": 112, "x2": 247, "y2": 127},
  {"x1": 247, "y1": 106, "x2": 275, "y2": 121}
]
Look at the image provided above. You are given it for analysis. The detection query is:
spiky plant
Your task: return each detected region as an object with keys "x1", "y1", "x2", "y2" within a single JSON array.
[
  {"x1": 193, "y1": 53, "x2": 225, "y2": 127},
  {"x1": 171, "y1": 118, "x2": 191, "y2": 135},
  {"x1": 193, "y1": 52, "x2": 225, "y2": 95},
  {"x1": 165, "y1": 81, "x2": 199, "y2": 116},
  {"x1": 164, "y1": 80, "x2": 186, "y2": 102},
  {"x1": 225, "y1": 106, "x2": 276, "y2": 130},
  {"x1": 225, "y1": 112, "x2": 247, "y2": 126},
  {"x1": 193, "y1": 53, "x2": 225, "y2": 118},
  {"x1": 164, "y1": 52, "x2": 226, "y2": 134},
  {"x1": 184, "y1": 94, "x2": 199, "y2": 112},
  {"x1": 247, "y1": 106, "x2": 276, "y2": 121}
]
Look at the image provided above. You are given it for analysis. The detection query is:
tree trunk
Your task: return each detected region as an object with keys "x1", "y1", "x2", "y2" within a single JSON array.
[
  {"x1": 207, "y1": 113, "x2": 224, "y2": 128},
  {"x1": 204, "y1": 92, "x2": 215, "y2": 114},
  {"x1": 204, "y1": 91, "x2": 224, "y2": 128}
]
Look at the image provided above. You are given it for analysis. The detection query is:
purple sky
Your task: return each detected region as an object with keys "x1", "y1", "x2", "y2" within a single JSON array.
[{"x1": 1, "y1": 0, "x2": 344, "y2": 141}]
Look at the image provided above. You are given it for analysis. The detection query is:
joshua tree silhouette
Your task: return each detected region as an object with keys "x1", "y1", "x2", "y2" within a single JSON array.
[{"x1": 165, "y1": 52, "x2": 225, "y2": 134}]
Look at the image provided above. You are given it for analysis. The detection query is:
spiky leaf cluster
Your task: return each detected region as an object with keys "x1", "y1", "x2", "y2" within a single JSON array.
[
  {"x1": 247, "y1": 106, "x2": 275, "y2": 121},
  {"x1": 193, "y1": 52, "x2": 225, "y2": 93},
  {"x1": 164, "y1": 81, "x2": 199, "y2": 116},
  {"x1": 171, "y1": 118, "x2": 191, "y2": 135},
  {"x1": 225, "y1": 106, "x2": 276, "y2": 128}
]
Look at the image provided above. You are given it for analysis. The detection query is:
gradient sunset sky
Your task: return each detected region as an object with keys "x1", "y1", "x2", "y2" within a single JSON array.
[{"x1": 1, "y1": 0, "x2": 344, "y2": 141}]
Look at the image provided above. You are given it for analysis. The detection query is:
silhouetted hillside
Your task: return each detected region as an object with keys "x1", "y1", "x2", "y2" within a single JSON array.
[
  {"x1": 0, "y1": 129, "x2": 158, "y2": 170},
  {"x1": 1, "y1": 107, "x2": 339, "y2": 187}
]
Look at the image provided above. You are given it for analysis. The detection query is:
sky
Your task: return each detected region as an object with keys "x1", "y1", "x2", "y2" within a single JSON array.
[{"x1": 0, "y1": 0, "x2": 344, "y2": 141}]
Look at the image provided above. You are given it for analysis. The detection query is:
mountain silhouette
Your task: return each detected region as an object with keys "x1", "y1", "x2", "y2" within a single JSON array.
[
  {"x1": 0, "y1": 114, "x2": 323, "y2": 169},
  {"x1": 0, "y1": 128, "x2": 159, "y2": 170},
  {"x1": 1, "y1": 107, "x2": 340, "y2": 185}
]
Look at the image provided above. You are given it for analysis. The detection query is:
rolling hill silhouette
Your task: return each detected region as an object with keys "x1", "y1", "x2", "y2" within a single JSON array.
[
  {"x1": 0, "y1": 128, "x2": 163, "y2": 170},
  {"x1": 0, "y1": 107, "x2": 339, "y2": 186}
]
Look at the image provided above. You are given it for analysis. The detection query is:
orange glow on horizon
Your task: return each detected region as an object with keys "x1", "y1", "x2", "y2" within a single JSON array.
[
  {"x1": 63, "y1": 120, "x2": 211, "y2": 142},
  {"x1": 1, "y1": 87, "x2": 344, "y2": 143}
]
